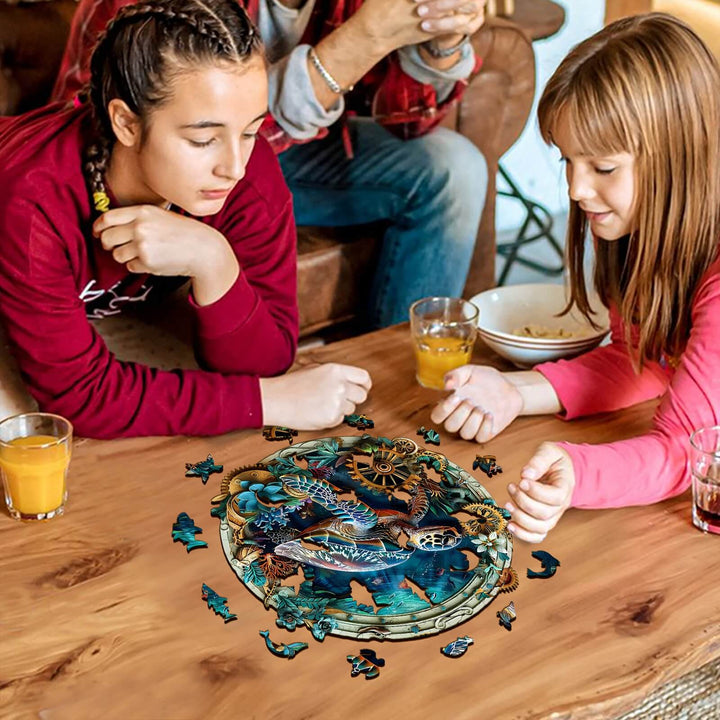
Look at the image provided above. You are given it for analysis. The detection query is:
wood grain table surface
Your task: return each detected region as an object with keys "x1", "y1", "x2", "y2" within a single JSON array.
[{"x1": 2, "y1": 324, "x2": 719, "y2": 720}]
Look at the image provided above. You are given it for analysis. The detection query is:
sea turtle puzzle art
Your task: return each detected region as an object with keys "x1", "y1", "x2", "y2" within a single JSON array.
[{"x1": 211, "y1": 434, "x2": 516, "y2": 642}]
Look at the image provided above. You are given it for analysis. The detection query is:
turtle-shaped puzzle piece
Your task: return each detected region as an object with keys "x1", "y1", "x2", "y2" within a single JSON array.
[{"x1": 185, "y1": 454, "x2": 223, "y2": 484}]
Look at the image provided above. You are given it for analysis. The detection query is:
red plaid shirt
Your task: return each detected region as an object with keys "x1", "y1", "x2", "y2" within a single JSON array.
[{"x1": 53, "y1": 0, "x2": 480, "y2": 153}]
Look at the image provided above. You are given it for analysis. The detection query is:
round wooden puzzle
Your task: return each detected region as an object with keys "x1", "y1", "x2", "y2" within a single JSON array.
[{"x1": 212, "y1": 435, "x2": 515, "y2": 641}]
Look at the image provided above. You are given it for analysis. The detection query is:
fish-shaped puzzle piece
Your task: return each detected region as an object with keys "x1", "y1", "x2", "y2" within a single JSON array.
[
  {"x1": 417, "y1": 426, "x2": 440, "y2": 446},
  {"x1": 201, "y1": 583, "x2": 237, "y2": 623},
  {"x1": 347, "y1": 649, "x2": 385, "y2": 679},
  {"x1": 497, "y1": 601, "x2": 516, "y2": 631},
  {"x1": 262, "y1": 426, "x2": 299, "y2": 443},
  {"x1": 473, "y1": 454, "x2": 503, "y2": 478},
  {"x1": 441, "y1": 636, "x2": 474, "y2": 658},
  {"x1": 527, "y1": 550, "x2": 561, "y2": 579},
  {"x1": 343, "y1": 413, "x2": 375, "y2": 430},
  {"x1": 172, "y1": 512, "x2": 208, "y2": 552},
  {"x1": 185, "y1": 454, "x2": 223, "y2": 484},
  {"x1": 259, "y1": 630, "x2": 308, "y2": 659}
]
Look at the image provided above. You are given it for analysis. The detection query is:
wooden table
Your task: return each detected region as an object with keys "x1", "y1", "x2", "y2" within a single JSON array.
[{"x1": 2, "y1": 325, "x2": 719, "y2": 720}]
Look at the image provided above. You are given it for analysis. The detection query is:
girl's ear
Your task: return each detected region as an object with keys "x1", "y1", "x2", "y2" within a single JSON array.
[{"x1": 107, "y1": 99, "x2": 142, "y2": 148}]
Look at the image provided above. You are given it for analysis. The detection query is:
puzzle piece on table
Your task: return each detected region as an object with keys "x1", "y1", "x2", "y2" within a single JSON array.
[
  {"x1": 259, "y1": 630, "x2": 309, "y2": 659},
  {"x1": 347, "y1": 649, "x2": 385, "y2": 679},
  {"x1": 440, "y1": 636, "x2": 474, "y2": 658},
  {"x1": 185, "y1": 454, "x2": 223, "y2": 484},
  {"x1": 416, "y1": 426, "x2": 440, "y2": 446},
  {"x1": 473, "y1": 454, "x2": 503, "y2": 478},
  {"x1": 201, "y1": 583, "x2": 237, "y2": 623},
  {"x1": 262, "y1": 426, "x2": 299, "y2": 444},
  {"x1": 343, "y1": 413, "x2": 375, "y2": 430},
  {"x1": 526, "y1": 550, "x2": 561, "y2": 579},
  {"x1": 497, "y1": 601, "x2": 516, "y2": 631},
  {"x1": 171, "y1": 512, "x2": 208, "y2": 553}
]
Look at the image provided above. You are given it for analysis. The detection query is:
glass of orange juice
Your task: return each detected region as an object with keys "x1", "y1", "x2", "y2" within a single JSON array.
[
  {"x1": 0, "y1": 413, "x2": 73, "y2": 521},
  {"x1": 410, "y1": 297, "x2": 479, "y2": 390}
]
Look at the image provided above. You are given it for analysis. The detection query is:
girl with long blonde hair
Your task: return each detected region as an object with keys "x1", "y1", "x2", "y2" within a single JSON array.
[{"x1": 432, "y1": 13, "x2": 720, "y2": 541}]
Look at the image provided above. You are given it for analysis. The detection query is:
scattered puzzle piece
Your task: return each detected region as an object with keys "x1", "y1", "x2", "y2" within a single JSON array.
[
  {"x1": 497, "y1": 601, "x2": 516, "y2": 631},
  {"x1": 259, "y1": 630, "x2": 308, "y2": 659},
  {"x1": 527, "y1": 550, "x2": 561, "y2": 579},
  {"x1": 262, "y1": 426, "x2": 298, "y2": 444},
  {"x1": 416, "y1": 426, "x2": 440, "y2": 445},
  {"x1": 172, "y1": 512, "x2": 208, "y2": 553},
  {"x1": 347, "y1": 649, "x2": 385, "y2": 679},
  {"x1": 201, "y1": 583, "x2": 237, "y2": 623},
  {"x1": 473, "y1": 454, "x2": 503, "y2": 478},
  {"x1": 185, "y1": 454, "x2": 223, "y2": 484},
  {"x1": 441, "y1": 636, "x2": 474, "y2": 658},
  {"x1": 343, "y1": 413, "x2": 375, "y2": 430}
]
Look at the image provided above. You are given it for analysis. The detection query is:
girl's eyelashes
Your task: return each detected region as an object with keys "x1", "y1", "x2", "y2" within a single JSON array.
[
  {"x1": 188, "y1": 138, "x2": 216, "y2": 148},
  {"x1": 188, "y1": 134, "x2": 257, "y2": 147},
  {"x1": 595, "y1": 166, "x2": 616, "y2": 175}
]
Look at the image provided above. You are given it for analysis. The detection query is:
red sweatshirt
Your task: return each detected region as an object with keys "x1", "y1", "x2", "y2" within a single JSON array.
[{"x1": 0, "y1": 104, "x2": 298, "y2": 439}]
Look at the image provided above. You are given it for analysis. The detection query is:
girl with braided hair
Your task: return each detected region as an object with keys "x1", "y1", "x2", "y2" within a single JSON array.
[{"x1": 0, "y1": 0, "x2": 370, "y2": 438}]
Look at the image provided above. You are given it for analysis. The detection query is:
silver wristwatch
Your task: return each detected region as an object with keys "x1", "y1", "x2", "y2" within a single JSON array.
[{"x1": 421, "y1": 34, "x2": 471, "y2": 59}]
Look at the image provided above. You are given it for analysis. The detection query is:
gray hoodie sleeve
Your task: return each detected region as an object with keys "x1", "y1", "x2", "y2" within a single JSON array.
[
  {"x1": 397, "y1": 42, "x2": 476, "y2": 103},
  {"x1": 268, "y1": 44, "x2": 345, "y2": 141}
]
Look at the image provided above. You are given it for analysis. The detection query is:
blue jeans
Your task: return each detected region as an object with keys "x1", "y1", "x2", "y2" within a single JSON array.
[{"x1": 278, "y1": 118, "x2": 488, "y2": 328}]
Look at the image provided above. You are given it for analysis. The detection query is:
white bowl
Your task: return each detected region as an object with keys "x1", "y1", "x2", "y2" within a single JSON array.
[{"x1": 469, "y1": 284, "x2": 610, "y2": 369}]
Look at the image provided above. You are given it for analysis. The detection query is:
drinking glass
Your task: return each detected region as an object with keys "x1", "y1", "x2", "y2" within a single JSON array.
[
  {"x1": 688, "y1": 425, "x2": 720, "y2": 535},
  {"x1": 410, "y1": 297, "x2": 479, "y2": 390},
  {"x1": 0, "y1": 413, "x2": 73, "y2": 521}
]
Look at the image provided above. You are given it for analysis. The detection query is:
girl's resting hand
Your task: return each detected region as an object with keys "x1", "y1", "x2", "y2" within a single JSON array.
[
  {"x1": 93, "y1": 205, "x2": 238, "y2": 306},
  {"x1": 260, "y1": 363, "x2": 372, "y2": 430},
  {"x1": 430, "y1": 364, "x2": 524, "y2": 443},
  {"x1": 506, "y1": 442, "x2": 575, "y2": 543}
]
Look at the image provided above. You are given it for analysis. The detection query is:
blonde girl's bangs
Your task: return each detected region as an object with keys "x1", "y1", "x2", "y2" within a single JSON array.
[{"x1": 538, "y1": 70, "x2": 637, "y2": 160}]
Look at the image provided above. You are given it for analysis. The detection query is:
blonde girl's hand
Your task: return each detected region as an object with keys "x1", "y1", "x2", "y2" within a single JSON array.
[
  {"x1": 93, "y1": 205, "x2": 238, "y2": 305},
  {"x1": 260, "y1": 363, "x2": 372, "y2": 430},
  {"x1": 415, "y1": 0, "x2": 487, "y2": 43},
  {"x1": 506, "y1": 442, "x2": 575, "y2": 543},
  {"x1": 430, "y1": 364, "x2": 524, "y2": 443}
]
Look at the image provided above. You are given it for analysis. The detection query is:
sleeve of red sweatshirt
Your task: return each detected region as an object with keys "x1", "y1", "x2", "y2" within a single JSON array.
[
  {"x1": 0, "y1": 185, "x2": 296, "y2": 440},
  {"x1": 189, "y1": 153, "x2": 298, "y2": 376},
  {"x1": 534, "y1": 305, "x2": 670, "y2": 419},
  {"x1": 538, "y1": 265, "x2": 720, "y2": 508}
]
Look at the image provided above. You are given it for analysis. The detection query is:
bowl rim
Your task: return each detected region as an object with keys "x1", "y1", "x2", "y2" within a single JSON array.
[
  {"x1": 470, "y1": 284, "x2": 609, "y2": 346},
  {"x1": 477, "y1": 332, "x2": 606, "y2": 353},
  {"x1": 477, "y1": 325, "x2": 609, "y2": 349}
]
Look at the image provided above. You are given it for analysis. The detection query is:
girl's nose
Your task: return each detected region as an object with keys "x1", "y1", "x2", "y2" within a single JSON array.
[
  {"x1": 568, "y1": 169, "x2": 595, "y2": 203},
  {"x1": 217, "y1": 142, "x2": 245, "y2": 182}
]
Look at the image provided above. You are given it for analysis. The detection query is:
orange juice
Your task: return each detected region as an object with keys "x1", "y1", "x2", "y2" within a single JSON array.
[
  {"x1": 0, "y1": 435, "x2": 70, "y2": 517},
  {"x1": 414, "y1": 336, "x2": 472, "y2": 390}
]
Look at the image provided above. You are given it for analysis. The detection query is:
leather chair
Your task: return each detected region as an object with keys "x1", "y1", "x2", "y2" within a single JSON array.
[{"x1": 0, "y1": 1, "x2": 536, "y2": 337}]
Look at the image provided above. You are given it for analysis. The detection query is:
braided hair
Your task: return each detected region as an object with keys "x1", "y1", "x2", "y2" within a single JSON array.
[{"x1": 84, "y1": 0, "x2": 263, "y2": 213}]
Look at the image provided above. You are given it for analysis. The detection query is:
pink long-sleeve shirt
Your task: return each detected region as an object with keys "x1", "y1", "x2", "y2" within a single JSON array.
[
  {"x1": 535, "y1": 258, "x2": 720, "y2": 509},
  {"x1": 0, "y1": 104, "x2": 298, "y2": 439}
]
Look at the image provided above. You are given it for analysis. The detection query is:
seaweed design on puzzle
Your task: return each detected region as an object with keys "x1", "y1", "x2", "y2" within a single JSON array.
[{"x1": 214, "y1": 436, "x2": 513, "y2": 641}]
